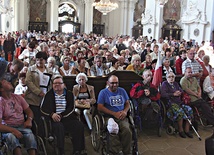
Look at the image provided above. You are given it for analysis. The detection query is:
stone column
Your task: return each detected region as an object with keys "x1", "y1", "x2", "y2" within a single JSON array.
[
  {"x1": 50, "y1": 0, "x2": 59, "y2": 32},
  {"x1": 142, "y1": 0, "x2": 156, "y2": 39},
  {"x1": 155, "y1": 2, "x2": 164, "y2": 39},
  {"x1": 127, "y1": 0, "x2": 137, "y2": 36},
  {"x1": 84, "y1": 0, "x2": 93, "y2": 34},
  {"x1": 119, "y1": 0, "x2": 126, "y2": 35},
  {"x1": 14, "y1": 0, "x2": 20, "y2": 31}
]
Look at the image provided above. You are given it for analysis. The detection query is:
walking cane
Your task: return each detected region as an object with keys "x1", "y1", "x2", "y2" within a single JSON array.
[{"x1": 181, "y1": 105, "x2": 202, "y2": 141}]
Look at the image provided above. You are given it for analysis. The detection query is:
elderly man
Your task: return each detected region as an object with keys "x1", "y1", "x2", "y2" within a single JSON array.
[
  {"x1": 130, "y1": 69, "x2": 160, "y2": 113},
  {"x1": 97, "y1": 75, "x2": 132, "y2": 155},
  {"x1": 90, "y1": 55, "x2": 109, "y2": 76},
  {"x1": 180, "y1": 67, "x2": 214, "y2": 126},
  {"x1": 0, "y1": 79, "x2": 37, "y2": 155},
  {"x1": 40, "y1": 76, "x2": 86, "y2": 155},
  {"x1": 182, "y1": 47, "x2": 203, "y2": 79}
]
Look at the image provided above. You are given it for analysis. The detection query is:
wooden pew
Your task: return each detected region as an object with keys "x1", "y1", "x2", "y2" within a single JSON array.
[{"x1": 63, "y1": 71, "x2": 142, "y2": 98}]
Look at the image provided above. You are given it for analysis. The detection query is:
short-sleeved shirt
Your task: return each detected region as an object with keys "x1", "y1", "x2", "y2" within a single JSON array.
[
  {"x1": 0, "y1": 94, "x2": 29, "y2": 126},
  {"x1": 97, "y1": 87, "x2": 129, "y2": 116},
  {"x1": 180, "y1": 76, "x2": 200, "y2": 102},
  {"x1": 182, "y1": 58, "x2": 203, "y2": 74}
]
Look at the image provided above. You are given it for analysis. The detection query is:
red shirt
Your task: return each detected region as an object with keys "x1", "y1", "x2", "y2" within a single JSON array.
[{"x1": 175, "y1": 58, "x2": 184, "y2": 75}]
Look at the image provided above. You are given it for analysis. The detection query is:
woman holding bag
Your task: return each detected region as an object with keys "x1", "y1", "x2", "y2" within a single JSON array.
[{"x1": 73, "y1": 73, "x2": 96, "y2": 131}]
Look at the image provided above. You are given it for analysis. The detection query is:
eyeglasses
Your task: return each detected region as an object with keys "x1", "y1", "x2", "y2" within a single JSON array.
[
  {"x1": 109, "y1": 82, "x2": 119, "y2": 85},
  {"x1": 53, "y1": 82, "x2": 64, "y2": 85},
  {"x1": 167, "y1": 76, "x2": 175, "y2": 78}
]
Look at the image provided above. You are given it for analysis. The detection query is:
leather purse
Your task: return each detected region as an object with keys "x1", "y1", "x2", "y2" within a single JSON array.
[{"x1": 75, "y1": 100, "x2": 90, "y2": 109}]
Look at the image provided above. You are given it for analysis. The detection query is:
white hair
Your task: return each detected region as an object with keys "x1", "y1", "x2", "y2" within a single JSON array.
[
  {"x1": 75, "y1": 73, "x2": 88, "y2": 84},
  {"x1": 131, "y1": 54, "x2": 141, "y2": 64}
]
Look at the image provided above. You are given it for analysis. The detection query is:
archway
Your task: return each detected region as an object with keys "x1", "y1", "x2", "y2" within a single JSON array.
[{"x1": 58, "y1": 3, "x2": 80, "y2": 33}]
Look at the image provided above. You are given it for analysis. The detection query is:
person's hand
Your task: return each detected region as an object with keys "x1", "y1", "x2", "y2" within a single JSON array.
[
  {"x1": 24, "y1": 119, "x2": 32, "y2": 128},
  {"x1": 144, "y1": 89, "x2": 150, "y2": 96},
  {"x1": 52, "y1": 113, "x2": 61, "y2": 122},
  {"x1": 11, "y1": 129, "x2": 23, "y2": 139},
  {"x1": 114, "y1": 111, "x2": 127, "y2": 120},
  {"x1": 194, "y1": 73, "x2": 202, "y2": 78},
  {"x1": 174, "y1": 91, "x2": 181, "y2": 96},
  {"x1": 39, "y1": 92, "x2": 45, "y2": 97},
  {"x1": 119, "y1": 110, "x2": 127, "y2": 120},
  {"x1": 197, "y1": 92, "x2": 202, "y2": 98},
  {"x1": 114, "y1": 111, "x2": 121, "y2": 119}
]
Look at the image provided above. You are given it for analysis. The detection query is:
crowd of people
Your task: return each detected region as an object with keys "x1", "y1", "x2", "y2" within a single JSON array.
[{"x1": 0, "y1": 30, "x2": 214, "y2": 154}]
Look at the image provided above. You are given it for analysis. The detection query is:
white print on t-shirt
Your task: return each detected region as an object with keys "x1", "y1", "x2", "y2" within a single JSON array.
[{"x1": 110, "y1": 95, "x2": 123, "y2": 107}]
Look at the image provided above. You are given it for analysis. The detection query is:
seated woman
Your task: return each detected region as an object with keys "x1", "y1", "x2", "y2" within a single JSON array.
[
  {"x1": 109, "y1": 58, "x2": 123, "y2": 72},
  {"x1": 126, "y1": 54, "x2": 144, "y2": 75},
  {"x1": 162, "y1": 48, "x2": 175, "y2": 68},
  {"x1": 203, "y1": 68, "x2": 214, "y2": 100},
  {"x1": 46, "y1": 56, "x2": 60, "y2": 75},
  {"x1": 73, "y1": 73, "x2": 96, "y2": 130},
  {"x1": 162, "y1": 58, "x2": 175, "y2": 76},
  {"x1": 72, "y1": 58, "x2": 91, "y2": 76},
  {"x1": 141, "y1": 54, "x2": 152, "y2": 69},
  {"x1": 160, "y1": 72, "x2": 193, "y2": 138},
  {"x1": 59, "y1": 56, "x2": 74, "y2": 76}
]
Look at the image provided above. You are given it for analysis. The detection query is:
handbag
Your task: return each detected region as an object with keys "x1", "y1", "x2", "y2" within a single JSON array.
[
  {"x1": 75, "y1": 100, "x2": 90, "y2": 109},
  {"x1": 182, "y1": 92, "x2": 191, "y2": 105}
]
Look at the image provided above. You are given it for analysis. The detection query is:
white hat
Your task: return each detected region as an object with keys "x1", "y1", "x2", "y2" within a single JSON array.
[{"x1": 107, "y1": 118, "x2": 119, "y2": 134}]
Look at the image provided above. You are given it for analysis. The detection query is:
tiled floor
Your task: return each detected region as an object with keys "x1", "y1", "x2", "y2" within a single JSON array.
[
  {"x1": 62, "y1": 125, "x2": 213, "y2": 155},
  {"x1": 16, "y1": 123, "x2": 213, "y2": 155}
]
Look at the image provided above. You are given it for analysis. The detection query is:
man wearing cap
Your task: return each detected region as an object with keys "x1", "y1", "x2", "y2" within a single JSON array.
[{"x1": 97, "y1": 75, "x2": 132, "y2": 155}]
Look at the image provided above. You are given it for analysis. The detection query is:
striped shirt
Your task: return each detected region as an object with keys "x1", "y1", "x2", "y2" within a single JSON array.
[
  {"x1": 54, "y1": 91, "x2": 66, "y2": 114},
  {"x1": 182, "y1": 58, "x2": 203, "y2": 74}
]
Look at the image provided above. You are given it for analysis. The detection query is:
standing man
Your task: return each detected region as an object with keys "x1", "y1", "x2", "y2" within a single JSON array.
[
  {"x1": 3, "y1": 32, "x2": 15, "y2": 61},
  {"x1": 182, "y1": 47, "x2": 203, "y2": 79},
  {"x1": 40, "y1": 76, "x2": 86, "y2": 155},
  {"x1": 97, "y1": 75, "x2": 132, "y2": 155}
]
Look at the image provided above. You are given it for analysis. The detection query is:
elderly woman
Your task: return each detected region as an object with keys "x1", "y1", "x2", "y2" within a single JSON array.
[
  {"x1": 203, "y1": 55, "x2": 212, "y2": 73},
  {"x1": 46, "y1": 56, "x2": 60, "y2": 75},
  {"x1": 203, "y1": 68, "x2": 214, "y2": 100},
  {"x1": 126, "y1": 54, "x2": 144, "y2": 75},
  {"x1": 160, "y1": 72, "x2": 193, "y2": 138},
  {"x1": 73, "y1": 73, "x2": 96, "y2": 130},
  {"x1": 59, "y1": 56, "x2": 74, "y2": 76},
  {"x1": 162, "y1": 58, "x2": 175, "y2": 76}
]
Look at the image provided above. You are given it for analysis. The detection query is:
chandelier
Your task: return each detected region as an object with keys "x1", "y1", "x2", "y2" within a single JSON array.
[
  {"x1": 93, "y1": 0, "x2": 118, "y2": 15},
  {"x1": 155, "y1": 0, "x2": 168, "y2": 6}
]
